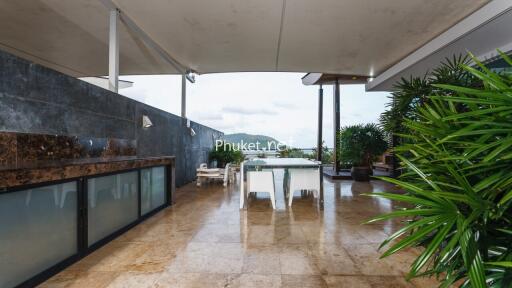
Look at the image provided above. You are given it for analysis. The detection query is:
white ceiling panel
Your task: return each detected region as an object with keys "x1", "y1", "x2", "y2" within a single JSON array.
[{"x1": 0, "y1": 0, "x2": 489, "y2": 77}]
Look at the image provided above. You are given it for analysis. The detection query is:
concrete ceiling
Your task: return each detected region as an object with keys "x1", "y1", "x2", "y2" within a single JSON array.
[
  {"x1": 367, "y1": 0, "x2": 512, "y2": 91},
  {"x1": 0, "y1": 0, "x2": 488, "y2": 77}
]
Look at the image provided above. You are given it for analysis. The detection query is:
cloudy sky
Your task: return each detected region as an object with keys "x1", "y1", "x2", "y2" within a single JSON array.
[{"x1": 120, "y1": 73, "x2": 391, "y2": 148}]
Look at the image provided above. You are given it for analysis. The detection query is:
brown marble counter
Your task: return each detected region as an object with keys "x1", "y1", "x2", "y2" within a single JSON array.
[{"x1": 0, "y1": 156, "x2": 175, "y2": 189}]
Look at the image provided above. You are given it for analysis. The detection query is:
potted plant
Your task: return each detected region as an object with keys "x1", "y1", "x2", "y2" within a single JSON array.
[
  {"x1": 337, "y1": 124, "x2": 388, "y2": 181},
  {"x1": 208, "y1": 142, "x2": 244, "y2": 168}
]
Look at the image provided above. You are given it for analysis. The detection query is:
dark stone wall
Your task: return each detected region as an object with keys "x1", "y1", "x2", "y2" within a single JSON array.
[{"x1": 0, "y1": 49, "x2": 222, "y2": 187}]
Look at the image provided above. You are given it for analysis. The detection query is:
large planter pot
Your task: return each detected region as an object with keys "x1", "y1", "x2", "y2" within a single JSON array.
[{"x1": 351, "y1": 166, "x2": 371, "y2": 182}]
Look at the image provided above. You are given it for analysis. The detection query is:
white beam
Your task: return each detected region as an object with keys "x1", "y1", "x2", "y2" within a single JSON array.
[
  {"x1": 100, "y1": 0, "x2": 190, "y2": 77},
  {"x1": 108, "y1": 9, "x2": 119, "y2": 93}
]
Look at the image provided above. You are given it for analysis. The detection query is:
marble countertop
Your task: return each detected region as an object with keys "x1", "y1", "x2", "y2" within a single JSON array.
[
  {"x1": 0, "y1": 156, "x2": 175, "y2": 189},
  {"x1": 0, "y1": 156, "x2": 175, "y2": 172}
]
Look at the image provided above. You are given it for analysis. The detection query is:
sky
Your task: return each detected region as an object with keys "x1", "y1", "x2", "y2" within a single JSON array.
[{"x1": 120, "y1": 73, "x2": 391, "y2": 148}]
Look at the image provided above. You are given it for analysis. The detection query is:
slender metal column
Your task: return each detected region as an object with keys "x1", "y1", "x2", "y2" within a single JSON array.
[
  {"x1": 108, "y1": 9, "x2": 119, "y2": 93},
  {"x1": 333, "y1": 78, "x2": 340, "y2": 174},
  {"x1": 181, "y1": 74, "x2": 186, "y2": 118},
  {"x1": 316, "y1": 84, "x2": 323, "y2": 162},
  {"x1": 391, "y1": 134, "x2": 399, "y2": 178}
]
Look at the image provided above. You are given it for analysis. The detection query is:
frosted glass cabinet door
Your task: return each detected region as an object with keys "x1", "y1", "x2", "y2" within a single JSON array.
[
  {"x1": 87, "y1": 171, "x2": 138, "y2": 246},
  {"x1": 0, "y1": 182, "x2": 77, "y2": 288},
  {"x1": 141, "y1": 166, "x2": 166, "y2": 215}
]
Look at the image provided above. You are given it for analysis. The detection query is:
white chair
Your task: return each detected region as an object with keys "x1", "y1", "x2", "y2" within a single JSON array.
[
  {"x1": 228, "y1": 164, "x2": 239, "y2": 183},
  {"x1": 287, "y1": 168, "x2": 320, "y2": 206},
  {"x1": 247, "y1": 171, "x2": 276, "y2": 209},
  {"x1": 222, "y1": 163, "x2": 231, "y2": 186}
]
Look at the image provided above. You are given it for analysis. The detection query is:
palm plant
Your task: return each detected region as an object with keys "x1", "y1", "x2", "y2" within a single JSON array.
[
  {"x1": 380, "y1": 55, "x2": 479, "y2": 144},
  {"x1": 209, "y1": 142, "x2": 244, "y2": 167},
  {"x1": 367, "y1": 52, "x2": 512, "y2": 287},
  {"x1": 338, "y1": 124, "x2": 388, "y2": 167},
  {"x1": 338, "y1": 124, "x2": 388, "y2": 181}
]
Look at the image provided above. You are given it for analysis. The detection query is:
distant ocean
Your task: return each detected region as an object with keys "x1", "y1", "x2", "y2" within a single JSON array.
[{"x1": 300, "y1": 148, "x2": 333, "y2": 153}]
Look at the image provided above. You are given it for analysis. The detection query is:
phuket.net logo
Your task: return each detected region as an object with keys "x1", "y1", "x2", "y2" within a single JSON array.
[{"x1": 215, "y1": 140, "x2": 287, "y2": 152}]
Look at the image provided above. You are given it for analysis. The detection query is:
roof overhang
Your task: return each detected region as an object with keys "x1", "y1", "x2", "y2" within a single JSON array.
[
  {"x1": 0, "y1": 0, "x2": 489, "y2": 78},
  {"x1": 302, "y1": 73, "x2": 369, "y2": 86},
  {"x1": 367, "y1": 0, "x2": 512, "y2": 91}
]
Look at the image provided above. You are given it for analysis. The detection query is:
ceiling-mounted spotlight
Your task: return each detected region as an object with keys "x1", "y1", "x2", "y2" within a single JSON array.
[
  {"x1": 142, "y1": 115, "x2": 153, "y2": 128},
  {"x1": 185, "y1": 70, "x2": 196, "y2": 83}
]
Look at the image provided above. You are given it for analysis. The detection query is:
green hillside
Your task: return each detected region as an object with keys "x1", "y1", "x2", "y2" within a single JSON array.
[{"x1": 221, "y1": 133, "x2": 281, "y2": 150}]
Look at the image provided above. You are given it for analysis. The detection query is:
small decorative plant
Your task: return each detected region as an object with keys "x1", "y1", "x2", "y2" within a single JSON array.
[
  {"x1": 209, "y1": 142, "x2": 244, "y2": 168},
  {"x1": 337, "y1": 123, "x2": 388, "y2": 181}
]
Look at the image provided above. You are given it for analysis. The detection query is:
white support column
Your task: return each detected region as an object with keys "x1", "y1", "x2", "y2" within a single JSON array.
[
  {"x1": 181, "y1": 74, "x2": 186, "y2": 118},
  {"x1": 108, "y1": 9, "x2": 119, "y2": 93}
]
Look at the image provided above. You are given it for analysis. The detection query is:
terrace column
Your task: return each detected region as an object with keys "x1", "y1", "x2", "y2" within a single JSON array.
[
  {"x1": 108, "y1": 9, "x2": 119, "y2": 93},
  {"x1": 181, "y1": 74, "x2": 186, "y2": 118},
  {"x1": 316, "y1": 84, "x2": 323, "y2": 162},
  {"x1": 333, "y1": 78, "x2": 340, "y2": 174}
]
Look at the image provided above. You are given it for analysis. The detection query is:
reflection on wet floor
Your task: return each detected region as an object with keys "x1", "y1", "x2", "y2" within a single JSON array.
[{"x1": 41, "y1": 170, "x2": 438, "y2": 288}]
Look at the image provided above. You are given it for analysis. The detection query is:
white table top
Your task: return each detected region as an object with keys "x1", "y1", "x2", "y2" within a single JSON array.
[{"x1": 244, "y1": 158, "x2": 319, "y2": 167}]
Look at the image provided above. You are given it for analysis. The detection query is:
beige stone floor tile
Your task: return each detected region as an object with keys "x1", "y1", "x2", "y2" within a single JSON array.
[
  {"x1": 365, "y1": 276, "x2": 416, "y2": 287},
  {"x1": 242, "y1": 245, "x2": 281, "y2": 275},
  {"x1": 68, "y1": 242, "x2": 152, "y2": 272},
  {"x1": 344, "y1": 243, "x2": 404, "y2": 276},
  {"x1": 323, "y1": 276, "x2": 372, "y2": 288},
  {"x1": 191, "y1": 223, "x2": 242, "y2": 243},
  {"x1": 281, "y1": 275, "x2": 327, "y2": 288},
  {"x1": 235, "y1": 274, "x2": 281, "y2": 288},
  {"x1": 106, "y1": 271, "x2": 160, "y2": 288},
  {"x1": 279, "y1": 244, "x2": 320, "y2": 275},
  {"x1": 39, "y1": 270, "x2": 119, "y2": 288},
  {"x1": 274, "y1": 225, "x2": 308, "y2": 244},
  {"x1": 308, "y1": 243, "x2": 361, "y2": 275},
  {"x1": 247, "y1": 225, "x2": 276, "y2": 245},
  {"x1": 154, "y1": 272, "x2": 239, "y2": 288},
  {"x1": 409, "y1": 275, "x2": 442, "y2": 287},
  {"x1": 124, "y1": 243, "x2": 181, "y2": 273},
  {"x1": 167, "y1": 242, "x2": 244, "y2": 274}
]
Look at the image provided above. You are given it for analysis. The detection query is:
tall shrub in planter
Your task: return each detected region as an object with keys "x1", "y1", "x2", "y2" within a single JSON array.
[
  {"x1": 367, "y1": 52, "x2": 512, "y2": 287},
  {"x1": 337, "y1": 124, "x2": 388, "y2": 181}
]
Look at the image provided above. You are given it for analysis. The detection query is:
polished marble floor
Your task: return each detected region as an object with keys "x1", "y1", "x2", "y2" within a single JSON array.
[{"x1": 41, "y1": 170, "x2": 438, "y2": 288}]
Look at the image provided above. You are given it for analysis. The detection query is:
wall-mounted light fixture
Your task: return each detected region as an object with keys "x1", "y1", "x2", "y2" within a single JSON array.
[
  {"x1": 142, "y1": 115, "x2": 153, "y2": 128},
  {"x1": 186, "y1": 119, "x2": 196, "y2": 136}
]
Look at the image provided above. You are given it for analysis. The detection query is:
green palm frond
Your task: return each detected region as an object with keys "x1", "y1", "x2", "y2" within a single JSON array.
[{"x1": 370, "y1": 51, "x2": 512, "y2": 287}]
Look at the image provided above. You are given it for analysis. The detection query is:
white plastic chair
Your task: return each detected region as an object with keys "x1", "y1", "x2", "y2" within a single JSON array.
[
  {"x1": 287, "y1": 168, "x2": 320, "y2": 206},
  {"x1": 247, "y1": 171, "x2": 276, "y2": 209},
  {"x1": 223, "y1": 163, "x2": 231, "y2": 186},
  {"x1": 228, "y1": 164, "x2": 238, "y2": 183}
]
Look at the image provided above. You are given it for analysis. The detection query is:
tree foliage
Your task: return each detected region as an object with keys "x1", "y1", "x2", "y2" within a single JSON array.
[{"x1": 380, "y1": 55, "x2": 480, "y2": 142}]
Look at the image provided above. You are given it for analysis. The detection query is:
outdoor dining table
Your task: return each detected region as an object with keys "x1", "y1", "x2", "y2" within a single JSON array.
[{"x1": 240, "y1": 158, "x2": 323, "y2": 210}]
